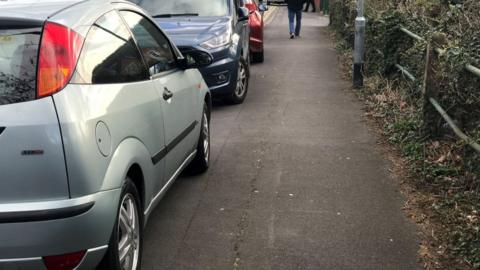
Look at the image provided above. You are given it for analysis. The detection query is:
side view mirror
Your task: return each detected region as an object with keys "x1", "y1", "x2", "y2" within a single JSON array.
[
  {"x1": 178, "y1": 50, "x2": 213, "y2": 69},
  {"x1": 238, "y1": 7, "x2": 249, "y2": 21},
  {"x1": 258, "y1": 3, "x2": 268, "y2": 12}
]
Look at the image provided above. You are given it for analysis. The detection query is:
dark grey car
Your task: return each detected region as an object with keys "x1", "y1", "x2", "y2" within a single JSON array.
[{"x1": 132, "y1": 0, "x2": 252, "y2": 104}]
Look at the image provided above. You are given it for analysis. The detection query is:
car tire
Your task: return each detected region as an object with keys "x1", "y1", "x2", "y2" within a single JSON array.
[
  {"x1": 251, "y1": 51, "x2": 264, "y2": 63},
  {"x1": 227, "y1": 57, "x2": 249, "y2": 104},
  {"x1": 97, "y1": 178, "x2": 143, "y2": 270},
  {"x1": 187, "y1": 103, "x2": 210, "y2": 174}
]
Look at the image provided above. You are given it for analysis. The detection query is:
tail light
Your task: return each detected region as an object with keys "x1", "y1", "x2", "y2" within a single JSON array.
[
  {"x1": 43, "y1": 250, "x2": 86, "y2": 270},
  {"x1": 37, "y1": 22, "x2": 84, "y2": 98}
]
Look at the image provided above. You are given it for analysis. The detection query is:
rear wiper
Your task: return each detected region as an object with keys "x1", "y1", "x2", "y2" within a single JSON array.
[
  {"x1": 8, "y1": 31, "x2": 42, "y2": 36},
  {"x1": 153, "y1": 13, "x2": 199, "y2": 18}
]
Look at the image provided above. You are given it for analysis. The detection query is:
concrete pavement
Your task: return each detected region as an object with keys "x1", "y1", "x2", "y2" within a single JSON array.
[{"x1": 141, "y1": 8, "x2": 421, "y2": 270}]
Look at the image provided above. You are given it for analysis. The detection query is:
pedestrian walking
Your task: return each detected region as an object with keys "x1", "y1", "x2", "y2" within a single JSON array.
[
  {"x1": 287, "y1": 0, "x2": 306, "y2": 39},
  {"x1": 304, "y1": 0, "x2": 316, "y2": 12}
]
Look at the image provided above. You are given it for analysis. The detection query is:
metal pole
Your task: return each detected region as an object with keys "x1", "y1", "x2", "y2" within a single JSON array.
[{"x1": 353, "y1": 0, "x2": 365, "y2": 88}]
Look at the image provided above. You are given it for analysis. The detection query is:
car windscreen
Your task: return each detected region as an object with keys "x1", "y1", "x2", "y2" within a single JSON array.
[
  {"x1": 133, "y1": 0, "x2": 230, "y2": 17},
  {"x1": 0, "y1": 24, "x2": 41, "y2": 105}
]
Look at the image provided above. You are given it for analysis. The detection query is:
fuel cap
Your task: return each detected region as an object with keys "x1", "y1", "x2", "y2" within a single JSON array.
[{"x1": 95, "y1": 121, "x2": 111, "y2": 157}]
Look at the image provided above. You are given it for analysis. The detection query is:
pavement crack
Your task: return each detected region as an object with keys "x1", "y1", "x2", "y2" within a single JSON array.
[
  {"x1": 232, "y1": 141, "x2": 268, "y2": 270},
  {"x1": 233, "y1": 211, "x2": 248, "y2": 269}
]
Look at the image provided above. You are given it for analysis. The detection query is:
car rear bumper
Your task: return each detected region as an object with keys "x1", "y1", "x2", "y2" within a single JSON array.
[
  {"x1": 0, "y1": 188, "x2": 121, "y2": 269},
  {"x1": 0, "y1": 246, "x2": 107, "y2": 270}
]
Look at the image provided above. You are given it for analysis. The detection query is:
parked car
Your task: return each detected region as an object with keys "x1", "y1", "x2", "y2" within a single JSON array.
[
  {"x1": 245, "y1": 0, "x2": 268, "y2": 62},
  {"x1": 132, "y1": 0, "x2": 251, "y2": 104},
  {"x1": 0, "y1": 1, "x2": 212, "y2": 269}
]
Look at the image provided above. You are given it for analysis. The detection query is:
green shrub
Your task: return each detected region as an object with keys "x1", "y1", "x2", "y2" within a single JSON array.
[{"x1": 330, "y1": 0, "x2": 480, "y2": 267}]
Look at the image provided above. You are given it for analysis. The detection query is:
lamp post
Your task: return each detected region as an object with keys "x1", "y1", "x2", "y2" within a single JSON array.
[{"x1": 353, "y1": 0, "x2": 365, "y2": 88}]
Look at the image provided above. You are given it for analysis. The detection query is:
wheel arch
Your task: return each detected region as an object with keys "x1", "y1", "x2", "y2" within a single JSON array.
[
  {"x1": 101, "y1": 137, "x2": 154, "y2": 212},
  {"x1": 204, "y1": 92, "x2": 212, "y2": 121},
  {"x1": 126, "y1": 163, "x2": 145, "y2": 211}
]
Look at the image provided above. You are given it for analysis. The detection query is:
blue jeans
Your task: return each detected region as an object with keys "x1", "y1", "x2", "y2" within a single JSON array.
[{"x1": 288, "y1": 8, "x2": 302, "y2": 36}]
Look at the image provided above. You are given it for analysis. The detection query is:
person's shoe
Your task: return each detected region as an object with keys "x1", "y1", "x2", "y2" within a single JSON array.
[
  {"x1": 290, "y1": 33, "x2": 295, "y2": 39},
  {"x1": 312, "y1": 10, "x2": 316, "y2": 12},
  {"x1": 303, "y1": 9, "x2": 307, "y2": 12},
  {"x1": 295, "y1": 34, "x2": 300, "y2": 38}
]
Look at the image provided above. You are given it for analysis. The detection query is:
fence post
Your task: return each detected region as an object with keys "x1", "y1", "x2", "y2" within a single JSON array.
[
  {"x1": 328, "y1": 0, "x2": 333, "y2": 26},
  {"x1": 353, "y1": 0, "x2": 366, "y2": 88},
  {"x1": 422, "y1": 43, "x2": 439, "y2": 137}
]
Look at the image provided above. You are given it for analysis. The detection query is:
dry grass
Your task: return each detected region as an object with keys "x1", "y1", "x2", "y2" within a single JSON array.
[{"x1": 328, "y1": 28, "x2": 478, "y2": 269}]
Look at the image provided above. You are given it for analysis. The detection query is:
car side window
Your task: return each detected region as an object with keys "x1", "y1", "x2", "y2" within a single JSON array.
[
  {"x1": 120, "y1": 11, "x2": 177, "y2": 76},
  {"x1": 71, "y1": 11, "x2": 148, "y2": 84}
]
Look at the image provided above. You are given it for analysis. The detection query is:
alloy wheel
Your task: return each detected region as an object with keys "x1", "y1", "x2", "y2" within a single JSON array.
[
  {"x1": 235, "y1": 61, "x2": 247, "y2": 98},
  {"x1": 117, "y1": 194, "x2": 140, "y2": 270}
]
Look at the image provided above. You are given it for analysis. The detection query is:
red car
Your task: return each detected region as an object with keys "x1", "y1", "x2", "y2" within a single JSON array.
[{"x1": 245, "y1": 0, "x2": 268, "y2": 62}]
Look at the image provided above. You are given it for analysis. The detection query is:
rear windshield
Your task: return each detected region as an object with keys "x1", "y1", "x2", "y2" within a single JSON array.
[{"x1": 0, "y1": 26, "x2": 41, "y2": 105}]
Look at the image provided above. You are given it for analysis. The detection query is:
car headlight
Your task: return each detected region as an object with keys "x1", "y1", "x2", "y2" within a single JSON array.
[{"x1": 200, "y1": 29, "x2": 231, "y2": 50}]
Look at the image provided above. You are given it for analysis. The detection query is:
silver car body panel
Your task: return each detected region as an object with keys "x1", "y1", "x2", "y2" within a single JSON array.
[
  {"x1": 53, "y1": 81, "x2": 166, "y2": 199},
  {"x1": 0, "y1": 245, "x2": 107, "y2": 270},
  {"x1": 48, "y1": 0, "x2": 113, "y2": 37},
  {"x1": 153, "y1": 69, "x2": 201, "y2": 182},
  {"x1": 0, "y1": 98, "x2": 69, "y2": 203},
  {"x1": 0, "y1": 188, "x2": 120, "y2": 259},
  {"x1": 0, "y1": 0, "x2": 210, "y2": 267},
  {"x1": 0, "y1": 0, "x2": 85, "y2": 21},
  {"x1": 144, "y1": 150, "x2": 196, "y2": 217}
]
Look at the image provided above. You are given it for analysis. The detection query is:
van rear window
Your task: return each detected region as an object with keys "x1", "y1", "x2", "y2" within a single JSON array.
[{"x1": 0, "y1": 26, "x2": 41, "y2": 105}]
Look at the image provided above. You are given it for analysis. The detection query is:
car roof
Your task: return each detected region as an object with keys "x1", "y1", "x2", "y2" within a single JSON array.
[
  {"x1": 0, "y1": 0, "x2": 150, "y2": 38},
  {"x1": 0, "y1": 0, "x2": 88, "y2": 21}
]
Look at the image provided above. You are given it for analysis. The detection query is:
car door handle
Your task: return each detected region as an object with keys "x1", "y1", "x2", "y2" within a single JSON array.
[{"x1": 163, "y1": 87, "x2": 173, "y2": 100}]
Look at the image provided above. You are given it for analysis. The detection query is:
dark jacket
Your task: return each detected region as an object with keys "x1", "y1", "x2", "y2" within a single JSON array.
[{"x1": 287, "y1": 0, "x2": 306, "y2": 11}]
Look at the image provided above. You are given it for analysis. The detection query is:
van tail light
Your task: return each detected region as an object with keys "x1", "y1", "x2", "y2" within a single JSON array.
[
  {"x1": 37, "y1": 22, "x2": 84, "y2": 98},
  {"x1": 43, "y1": 250, "x2": 86, "y2": 270}
]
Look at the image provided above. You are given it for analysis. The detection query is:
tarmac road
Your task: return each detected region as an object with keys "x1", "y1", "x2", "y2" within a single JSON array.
[{"x1": 141, "y1": 7, "x2": 421, "y2": 270}]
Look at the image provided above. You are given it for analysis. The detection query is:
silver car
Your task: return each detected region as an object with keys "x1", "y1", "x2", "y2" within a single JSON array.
[{"x1": 0, "y1": 1, "x2": 212, "y2": 269}]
